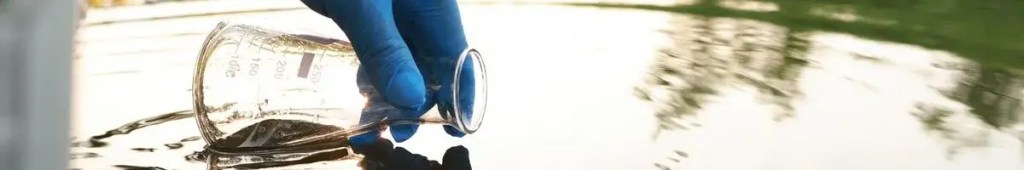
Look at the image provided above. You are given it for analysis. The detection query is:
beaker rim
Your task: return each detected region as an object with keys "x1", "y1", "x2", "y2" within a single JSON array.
[{"x1": 453, "y1": 47, "x2": 487, "y2": 134}]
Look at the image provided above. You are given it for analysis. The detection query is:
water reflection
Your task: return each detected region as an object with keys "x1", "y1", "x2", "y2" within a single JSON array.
[
  {"x1": 186, "y1": 137, "x2": 471, "y2": 170},
  {"x1": 352, "y1": 138, "x2": 472, "y2": 170},
  {"x1": 187, "y1": 147, "x2": 352, "y2": 169},
  {"x1": 606, "y1": 0, "x2": 1024, "y2": 169},
  {"x1": 953, "y1": 68, "x2": 1023, "y2": 129},
  {"x1": 634, "y1": 13, "x2": 810, "y2": 133},
  {"x1": 914, "y1": 66, "x2": 1024, "y2": 157},
  {"x1": 72, "y1": 109, "x2": 472, "y2": 170}
]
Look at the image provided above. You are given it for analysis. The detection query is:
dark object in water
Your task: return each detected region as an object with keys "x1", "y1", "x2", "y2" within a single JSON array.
[
  {"x1": 180, "y1": 136, "x2": 201, "y2": 142},
  {"x1": 208, "y1": 119, "x2": 348, "y2": 154},
  {"x1": 164, "y1": 143, "x2": 183, "y2": 149},
  {"x1": 186, "y1": 146, "x2": 351, "y2": 169},
  {"x1": 93, "y1": 110, "x2": 194, "y2": 140},
  {"x1": 131, "y1": 148, "x2": 155, "y2": 152},
  {"x1": 113, "y1": 165, "x2": 167, "y2": 170},
  {"x1": 72, "y1": 110, "x2": 195, "y2": 148},
  {"x1": 71, "y1": 139, "x2": 108, "y2": 148},
  {"x1": 674, "y1": 150, "x2": 688, "y2": 158},
  {"x1": 70, "y1": 152, "x2": 100, "y2": 160}
]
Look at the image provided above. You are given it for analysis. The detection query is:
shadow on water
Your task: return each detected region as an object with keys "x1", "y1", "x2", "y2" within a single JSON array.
[
  {"x1": 348, "y1": 138, "x2": 471, "y2": 170},
  {"x1": 183, "y1": 138, "x2": 472, "y2": 170}
]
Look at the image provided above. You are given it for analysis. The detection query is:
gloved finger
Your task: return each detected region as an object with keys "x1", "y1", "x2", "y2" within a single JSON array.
[
  {"x1": 392, "y1": 0, "x2": 465, "y2": 89},
  {"x1": 301, "y1": 0, "x2": 426, "y2": 109},
  {"x1": 351, "y1": 67, "x2": 385, "y2": 147},
  {"x1": 348, "y1": 130, "x2": 380, "y2": 152},
  {"x1": 443, "y1": 125, "x2": 465, "y2": 137},
  {"x1": 386, "y1": 102, "x2": 420, "y2": 143},
  {"x1": 440, "y1": 52, "x2": 477, "y2": 137},
  {"x1": 456, "y1": 55, "x2": 477, "y2": 136},
  {"x1": 351, "y1": 137, "x2": 393, "y2": 165},
  {"x1": 392, "y1": 0, "x2": 472, "y2": 137},
  {"x1": 358, "y1": 64, "x2": 431, "y2": 143},
  {"x1": 392, "y1": 0, "x2": 467, "y2": 85},
  {"x1": 389, "y1": 95, "x2": 436, "y2": 142},
  {"x1": 388, "y1": 124, "x2": 419, "y2": 143},
  {"x1": 393, "y1": 0, "x2": 468, "y2": 61}
]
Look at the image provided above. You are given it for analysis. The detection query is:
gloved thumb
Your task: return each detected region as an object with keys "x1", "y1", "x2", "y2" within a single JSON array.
[{"x1": 301, "y1": 0, "x2": 426, "y2": 109}]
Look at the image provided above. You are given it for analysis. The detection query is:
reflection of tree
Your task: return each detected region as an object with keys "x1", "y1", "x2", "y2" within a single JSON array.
[
  {"x1": 955, "y1": 68, "x2": 1023, "y2": 128},
  {"x1": 633, "y1": 2, "x2": 811, "y2": 135},
  {"x1": 914, "y1": 66, "x2": 1024, "y2": 159},
  {"x1": 571, "y1": 0, "x2": 1024, "y2": 70},
  {"x1": 633, "y1": 3, "x2": 813, "y2": 167},
  {"x1": 634, "y1": 15, "x2": 721, "y2": 132},
  {"x1": 748, "y1": 30, "x2": 811, "y2": 120},
  {"x1": 581, "y1": 0, "x2": 1024, "y2": 162}
]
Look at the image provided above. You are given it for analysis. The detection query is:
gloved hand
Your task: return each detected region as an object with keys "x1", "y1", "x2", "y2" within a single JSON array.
[{"x1": 300, "y1": 0, "x2": 474, "y2": 145}]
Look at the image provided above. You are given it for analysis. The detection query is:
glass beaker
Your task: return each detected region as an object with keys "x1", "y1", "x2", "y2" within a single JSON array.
[{"x1": 192, "y1": 21, "x2": 487, "y2": 153}]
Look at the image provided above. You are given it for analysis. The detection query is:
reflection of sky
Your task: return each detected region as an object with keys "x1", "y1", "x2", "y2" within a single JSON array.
[{"x1": 73, "y1": 0, "x2": 1023, "y2": 169}]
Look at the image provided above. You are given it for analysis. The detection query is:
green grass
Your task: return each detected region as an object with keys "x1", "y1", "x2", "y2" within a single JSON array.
[{"x1": 566, "y1": 0, "x2": 1024, "y2": 70}]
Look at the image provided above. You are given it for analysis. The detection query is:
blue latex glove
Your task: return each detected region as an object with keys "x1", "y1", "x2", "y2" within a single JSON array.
[{"x1": 300, "y1": 0, "x2": 473, "y2": 145}]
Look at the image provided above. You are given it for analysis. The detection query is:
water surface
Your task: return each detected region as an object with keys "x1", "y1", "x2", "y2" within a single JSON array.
[{"x1": 73, "y1": 1, "x2": 1023, "y2": 169}]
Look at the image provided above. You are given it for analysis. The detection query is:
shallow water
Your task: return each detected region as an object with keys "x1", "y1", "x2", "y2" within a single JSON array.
[{"x1": 73, "y1": 1, "x2": 1023, "y2": 169}]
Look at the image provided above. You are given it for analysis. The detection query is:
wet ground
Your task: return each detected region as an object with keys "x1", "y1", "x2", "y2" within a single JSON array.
[{"x1": 72, "y1": 0, "x2": 1023, "y2": 169}]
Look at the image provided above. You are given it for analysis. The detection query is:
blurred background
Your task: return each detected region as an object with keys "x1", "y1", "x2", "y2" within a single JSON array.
[{"x1": 8, "y1": 0, "x2": 1024, "y2": 169}]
